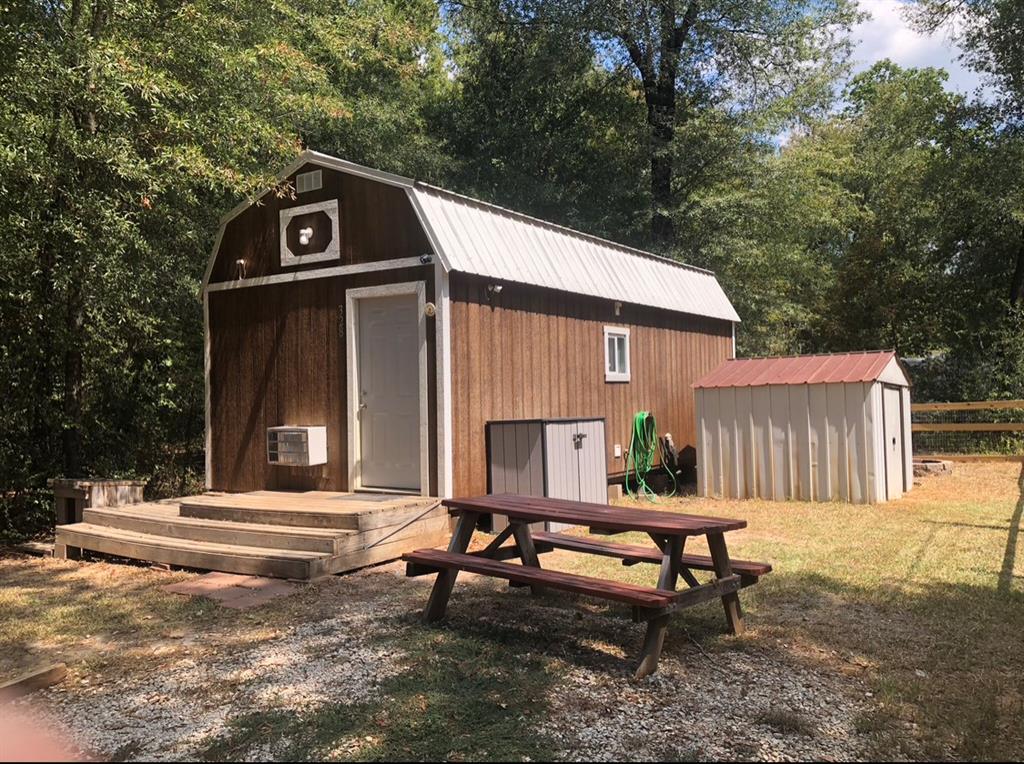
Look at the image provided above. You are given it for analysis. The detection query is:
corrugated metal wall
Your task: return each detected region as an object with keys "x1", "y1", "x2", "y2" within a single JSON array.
[{"x1": 696, "y1": 381, "x2": 911, "y2": 504}]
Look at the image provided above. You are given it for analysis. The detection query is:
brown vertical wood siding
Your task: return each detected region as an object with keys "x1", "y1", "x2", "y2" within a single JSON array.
[
  {"x1": 207, "y1": 164, "x2": 432, "y2": 284},
  {"x1": 449, "y1": 273, "x2": 733, "y2": 497},
  {"x1": 208, "y1": 266, "x2": 436, "y2": 493}
]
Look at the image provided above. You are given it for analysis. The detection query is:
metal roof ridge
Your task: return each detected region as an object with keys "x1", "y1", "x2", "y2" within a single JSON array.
[
  {"x1": 411, "y1": 181, "x2": 718, "y2": 278},
  {"x1": 719, "y1": 349, "x2": 896, "y2": 363}
]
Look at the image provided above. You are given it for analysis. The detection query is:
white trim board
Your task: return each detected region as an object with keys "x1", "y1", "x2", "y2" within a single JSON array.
[
  {"x1": 345, "y1": 281, "x2": 430, "y2": 496},
  {"x1": 205, "y1": 257, "x2": 428, "y2": 293},
  {"x1": 434, "y1": 262, "x2": 453, "y2": 497}
]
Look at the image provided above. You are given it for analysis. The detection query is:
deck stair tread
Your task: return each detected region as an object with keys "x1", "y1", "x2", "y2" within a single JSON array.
[
  {"x1": 57, "y1": 523, "x2": 330, "y2": 560},
  {"x1": 86, "y1": 505, "x2": 348, "y2": 536},
  {"x1": 183, "y1": 493, "x2": 437, "y2": 516},
  {"x1": 83, "y1": 504, "x2": 351, "y2": 539},
  {"x1": 179, "y1": 493, "x2": 444, "y2": 531}
]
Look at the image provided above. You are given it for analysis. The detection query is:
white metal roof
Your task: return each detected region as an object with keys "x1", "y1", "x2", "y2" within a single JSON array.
[
  {"x1": 204, "y1": 150, "x2": 740, "y2": 322},
  {"x1": 408, "y1": 183, "x2": 739, "y2": 322}
]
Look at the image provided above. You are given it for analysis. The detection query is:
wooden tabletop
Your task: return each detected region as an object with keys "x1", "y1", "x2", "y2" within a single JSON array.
[{"x1": 442, "y1": 494, "x2": 746, "y2": 536}]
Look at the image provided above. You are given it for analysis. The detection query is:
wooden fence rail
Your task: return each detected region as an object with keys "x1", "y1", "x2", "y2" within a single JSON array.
[
  {"x1": 911, "y1": 399, "x2": 1024, "y2": 412},
  {"x1": 910, "y1": 400, "x2": 1024, "y2": 433}
]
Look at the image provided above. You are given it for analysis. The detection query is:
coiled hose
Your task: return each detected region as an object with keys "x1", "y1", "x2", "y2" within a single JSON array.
[{"x1": 624, "y1": 411, "x2": 677, "y2": 500}]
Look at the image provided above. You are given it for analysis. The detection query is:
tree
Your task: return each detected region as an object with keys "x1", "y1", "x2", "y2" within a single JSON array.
[
  {"x1": 589, "y1": 0, "x2": 860, "y2": 242},
  {"x1": 909, "y1": 0, "x2": 1024, "y2": 310},
  {"x1": 0, "y1": 0, "x2": 447, "y2": 534},
  {"x1": 910, "y1": 0, "x2": 1024, "y2": 115},
  {"x1": 437, "y1": 0, "x2": 649, "y2": 242}
]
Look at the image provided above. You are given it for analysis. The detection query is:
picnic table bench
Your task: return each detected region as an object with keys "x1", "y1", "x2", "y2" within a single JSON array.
[{"x1": 403, "y1": 494, "x2": 772, "y2": 677}]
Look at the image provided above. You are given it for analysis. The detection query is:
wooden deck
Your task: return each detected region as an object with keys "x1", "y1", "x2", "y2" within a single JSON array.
[{"x1": 54, "y1": 491, "x2": 449, "y2": 580}]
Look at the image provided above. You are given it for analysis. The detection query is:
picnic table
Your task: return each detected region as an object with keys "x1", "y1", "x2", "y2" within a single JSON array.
[{"x1": 403, "y1": 494, "x2": 771, "y2": 677}]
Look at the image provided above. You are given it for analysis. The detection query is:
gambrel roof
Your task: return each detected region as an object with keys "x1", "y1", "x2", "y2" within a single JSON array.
[{"x1": 204, "y1": 150, "x2": 740, "y2": 323}]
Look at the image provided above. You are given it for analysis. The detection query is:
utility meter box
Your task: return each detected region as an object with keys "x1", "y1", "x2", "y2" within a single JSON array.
[{"x1": 267, "y1": 426, "x2": 328, "y2": 466}]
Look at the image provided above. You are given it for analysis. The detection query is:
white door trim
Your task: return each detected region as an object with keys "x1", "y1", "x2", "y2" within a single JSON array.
[
  {"x1": 434, "y1": 262, "x2": 453, "y2": 498},
  {"x1": 345, "y1": 281, "x2": 429, "y2": 494}
]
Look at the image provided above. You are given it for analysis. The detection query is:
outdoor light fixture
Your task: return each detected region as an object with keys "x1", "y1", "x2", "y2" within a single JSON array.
[
  {"x1": 298, "y1": 226, "x2": 314, "y2": 246},
  {"x1": 488, "y1": 284, "x2": 503, "y2": 294}
]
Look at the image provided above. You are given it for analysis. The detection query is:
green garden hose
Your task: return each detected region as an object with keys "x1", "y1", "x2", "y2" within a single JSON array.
[{"x1": 624, "y1": 411, "x2": 677, "y2": 500}]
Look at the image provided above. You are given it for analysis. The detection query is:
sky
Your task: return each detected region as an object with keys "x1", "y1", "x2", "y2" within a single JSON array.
[{"x1": 851, "y1": 0, "x2": 988, "y2": 96}]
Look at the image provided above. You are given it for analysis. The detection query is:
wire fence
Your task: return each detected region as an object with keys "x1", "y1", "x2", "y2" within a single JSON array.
[{"x1": 911, "y1": 400, "x2": 1024, "y2": 456}]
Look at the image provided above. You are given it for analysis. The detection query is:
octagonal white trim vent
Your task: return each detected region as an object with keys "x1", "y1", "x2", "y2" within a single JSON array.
[{"x1": 279, "y1": 199, "x2": 340, "y2": 267}]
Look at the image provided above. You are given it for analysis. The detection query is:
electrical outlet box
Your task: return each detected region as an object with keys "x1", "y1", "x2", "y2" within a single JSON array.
[
  {"x1": 614, "y1": 443, "x2": 622, "y2": 458},
  {"x1": 267, "y1": 426, "x2": 327, "y2": 466}
]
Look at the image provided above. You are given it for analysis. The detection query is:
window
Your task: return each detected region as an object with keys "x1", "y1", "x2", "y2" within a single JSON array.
[{"x1": 604, "y1": 326, "x2": 630, "y2": 382}]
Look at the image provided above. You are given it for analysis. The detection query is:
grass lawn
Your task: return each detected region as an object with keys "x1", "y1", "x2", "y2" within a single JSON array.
[
  {"x1": 603, "y1": 460, "x2": 1024, "y2": 759},
  {"x1": 1, "y1": 461, "x2": 1021, "y2": 761}
]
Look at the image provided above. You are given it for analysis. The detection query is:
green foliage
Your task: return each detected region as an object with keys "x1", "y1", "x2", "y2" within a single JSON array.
[
  {"x1": 436, "y1": 0, "x2": 650, "y2": 241},
  {"x1": 0, "y1": 0, "x2": 446, "y2": 535}
]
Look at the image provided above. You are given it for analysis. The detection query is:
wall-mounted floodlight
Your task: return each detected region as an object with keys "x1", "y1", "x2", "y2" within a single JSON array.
[{"x1": 298, "y1": 227, "x2": 314, "y2": 246}]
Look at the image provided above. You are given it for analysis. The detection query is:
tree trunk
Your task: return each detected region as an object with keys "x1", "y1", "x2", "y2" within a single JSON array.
[
  {"x1": 58, "y1": 0, "x2": 108, "y2": 477},
  {"x1": 620, "y1": 1, "x2": 698, "y2": 243},
  {"x1": 62, "y1": 288, "x2": 85, "y2": 477}
]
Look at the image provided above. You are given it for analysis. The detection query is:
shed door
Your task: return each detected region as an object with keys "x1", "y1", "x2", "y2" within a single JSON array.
[
  {"x1": 357, "y1": 294, "x2": 420, "y2": 490},
  {"x1": 544, "y1": 420, "x2": 607, "y2": 531},
  {"x1": 882, "y1": 385, "x2": 904, "y2": 501}
]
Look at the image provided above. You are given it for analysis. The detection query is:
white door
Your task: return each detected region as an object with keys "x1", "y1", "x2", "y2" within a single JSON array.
[
  {"x1": 357, "y1": 294, "x2": 421, "y2": 490},
  {"x1": 882, "y1": 386, "x2": 904, "y2": 500}
]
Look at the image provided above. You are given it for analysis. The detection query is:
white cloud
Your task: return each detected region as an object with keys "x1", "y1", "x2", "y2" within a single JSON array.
[{"x1": 851, "y1": 0, "x2": 988, "y2": 96}]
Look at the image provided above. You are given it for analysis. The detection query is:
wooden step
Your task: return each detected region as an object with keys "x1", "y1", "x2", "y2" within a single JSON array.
[
  {"x1": 82, "y1": 505, "x2": 347, "y2": 554},
  {"x1": 403, "y1": 549, "x2": 678, "y2": 608},
  {"x1": 178, "y1": 494, "x2": 443, "y2": 531},
  {"x1": 55, "y1": 523, "x2": 330, "y2": 580}
]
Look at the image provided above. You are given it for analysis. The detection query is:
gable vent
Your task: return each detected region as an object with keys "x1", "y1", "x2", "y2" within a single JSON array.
[{"x1": 295, "y1": 169, "x2": 323, "y2": 194}]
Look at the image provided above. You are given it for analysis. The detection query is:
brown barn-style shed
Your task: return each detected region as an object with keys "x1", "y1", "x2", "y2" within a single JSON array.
[{"x1": 202, "y1": 150, "x2": 740, "y2": 498}]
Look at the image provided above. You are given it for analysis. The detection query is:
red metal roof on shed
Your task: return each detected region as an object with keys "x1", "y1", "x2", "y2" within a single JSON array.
[{"x1": 693, "y1": 351, "x2": 898, "y2": 389}]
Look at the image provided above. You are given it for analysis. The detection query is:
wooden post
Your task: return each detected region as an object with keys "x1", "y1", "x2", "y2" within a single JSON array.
[
  {"x1": 511, "y1": 521, "x2": 544, "y2": 594},
  {"x1": 635, "y1": 534, "x2": 683, "y2": 679},
  {"x1": 635, "y1": 613, "x2": 670, "y2": 679},
  {"x1": 707, "y1": 532, "x2": 745, "y2": 635},
  {"x1": 423, "y1": 511, "x2": 478, "y2": 623},
  {"x1": 657, "y1": 535, "x2": 683, "y2": 591}
]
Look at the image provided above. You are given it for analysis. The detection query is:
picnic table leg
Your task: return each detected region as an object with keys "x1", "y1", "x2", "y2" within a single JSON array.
[
  {"x1": 424, "y1": 511, "x2": 479, "y2": 623},
  {"x1": 649, "y1": 533, "x2": 701, "y2": 588},
  {"x1": 707, "y1": 531, "x2": 745, "y2": 636},
  {"x1": 510, "y1": 521, "x2": 545, "y2": 595},
  {"x1": 635, "y1": 534, "x2": 683, "y2": 679},
  {"x1": 635, "y1": 613, "x2": 670, "y2": 679}
]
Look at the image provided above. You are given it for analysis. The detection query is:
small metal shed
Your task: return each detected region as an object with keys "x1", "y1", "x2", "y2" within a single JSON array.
[{"x1": 693, "y1": 351, "x2": 912, "y2": 504}]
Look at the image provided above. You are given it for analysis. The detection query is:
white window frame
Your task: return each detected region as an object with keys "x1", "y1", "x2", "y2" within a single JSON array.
[
  {"x1": 279, "y1": 199, "x2": 340, "y2": 268},
  {"x1": 604, "y1": 325, "x2": 631, "y2": 383}
]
